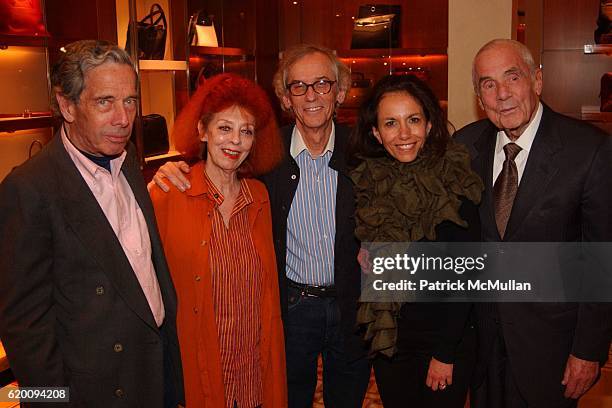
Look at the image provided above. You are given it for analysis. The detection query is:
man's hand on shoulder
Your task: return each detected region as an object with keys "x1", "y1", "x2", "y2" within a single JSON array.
[
  {"x1": 147, "y1": 161, "x2": 192, "y2": 193},
  {"x1": 561, "y1": 354, "x2": 599, "y2": 399}
]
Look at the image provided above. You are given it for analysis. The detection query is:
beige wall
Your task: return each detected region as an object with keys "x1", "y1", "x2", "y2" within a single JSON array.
[{"x1": 448, "y1": 0, "x2": 514, "y2": 131}]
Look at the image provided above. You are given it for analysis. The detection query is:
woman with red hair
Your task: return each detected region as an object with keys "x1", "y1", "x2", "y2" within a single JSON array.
[{"x1": 150, "y1": 73, "x2": 286, "y2": 408}]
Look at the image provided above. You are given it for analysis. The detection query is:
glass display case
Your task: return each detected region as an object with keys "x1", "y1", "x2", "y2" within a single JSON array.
[
  {"x1": 278, "y1": 0, "x2": 449, "y2": 126},
  {"x1": 0, "y1": 0, "x2": 54, "y2": 181}
]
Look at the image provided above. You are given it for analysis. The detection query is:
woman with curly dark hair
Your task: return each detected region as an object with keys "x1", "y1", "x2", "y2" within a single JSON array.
[{"x1": 349, "y1": 74, "x2": 483, "y2": 408}]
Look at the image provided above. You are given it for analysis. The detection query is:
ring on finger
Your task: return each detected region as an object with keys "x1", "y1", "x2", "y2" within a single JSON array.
[{"x1": 439, "y1": 383, "x2": 447, "y2": 390}]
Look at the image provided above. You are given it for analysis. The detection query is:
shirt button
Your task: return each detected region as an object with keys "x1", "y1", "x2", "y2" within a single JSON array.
[
  {"x1": 200, "y1": 240, "x2": 207, "y2": 246},
  {"x1": 193, "y1": 307, "x2": 199, "y2": 314},
  {"x1": 113, "y1": 343, "x2": 123, "y2": 352},
  {"x1": 291, "y1": 174, "x2": 297, "y2": 180},
  {"x1": 96, "y1": 286, "x2": 105, "y2": 295},
  {"x1": 195, "y1": 275, "x2": 201, "y2": 282},
  {"x1": 115, "y1": 388, "x2": 124, "y2": 398}
]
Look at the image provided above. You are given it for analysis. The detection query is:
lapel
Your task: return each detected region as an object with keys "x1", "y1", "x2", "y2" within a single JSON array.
[
  {"x1": 504, "y1": 105, "x2": 561, "y2": 240},
  {"x1": 50, "y1": 136, "x2": 158, "y2": 331},
  {"x1": 472, "y1": 122, "x2": 499, "y2": 240},
  {"x1": 329, "y1": 124, "x2": 354, "y2": 247}
]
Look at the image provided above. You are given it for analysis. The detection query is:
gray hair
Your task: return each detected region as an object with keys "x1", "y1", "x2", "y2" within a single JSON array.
[
  {"x1": 472, "y1": 39, "x2": 537, "y2": 95},
  {"x1": 272, "y1": 44, "x2": 351, "y2": 111},
  {"x1": 50, "y1": 40, "x2": 136, "y2": 116}
]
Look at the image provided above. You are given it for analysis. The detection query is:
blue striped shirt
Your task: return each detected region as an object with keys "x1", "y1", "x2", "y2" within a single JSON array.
[{"x1": 286, "y1": 126, "x2": 338, "y2": 286}]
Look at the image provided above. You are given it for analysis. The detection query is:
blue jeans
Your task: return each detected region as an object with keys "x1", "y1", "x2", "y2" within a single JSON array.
[{"x1": 285, "y1": 285, "x2": 370, "y2": 408}]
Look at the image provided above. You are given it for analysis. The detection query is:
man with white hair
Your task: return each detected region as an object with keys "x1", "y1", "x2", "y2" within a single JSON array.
[{"x1": 456, "y1": 39, "x2": 612, "y2": 408}]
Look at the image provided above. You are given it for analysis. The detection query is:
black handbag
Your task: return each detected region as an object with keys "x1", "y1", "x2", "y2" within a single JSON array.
[
  {"x1": 142, "y1": 114, "x2": 169, "y2": 157},
  {"x1": 126, "y1": 3, "x2": 167, "y2": 60},
  {"x1": 351, "y1": 4, "x2": 401, "y2": 49}
]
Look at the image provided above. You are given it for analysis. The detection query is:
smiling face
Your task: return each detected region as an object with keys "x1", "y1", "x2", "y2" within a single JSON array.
[
  {"x1": 372, "y1": 91, "x2": 431, "y2": 163},
  {"x1": 199, "y1": 105, "x2": 255, "y2": 176},
  {"x1": 474, "y1": 43, "x2": 542, "y2": 140},
  {"x1": 281, "y1": 52, "x2": 346, "y2": 138},
  {"x1": 57, "y1": 62, "x2": 138, "y2": 156}
]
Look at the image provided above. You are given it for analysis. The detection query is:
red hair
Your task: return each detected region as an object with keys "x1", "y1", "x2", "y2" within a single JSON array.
[{"x1": 173, "y1": 73, "x2": 284, "y2": 176}]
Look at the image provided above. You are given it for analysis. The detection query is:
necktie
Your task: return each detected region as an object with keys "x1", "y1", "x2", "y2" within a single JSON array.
[{"x1": 494, "y1": 142, "x2": 522, "y2": 238}]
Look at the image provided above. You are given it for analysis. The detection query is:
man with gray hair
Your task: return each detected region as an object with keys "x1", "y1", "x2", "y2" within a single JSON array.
[
  {"x1": 0, "y1": 40, "x2": 184, "y2": 407},
  {"x1": 152, "y1": 43, "x2": 371, "y2": 407},
  {"x1": 456, "y1": 38, "x2": 612, "y2": 408}
]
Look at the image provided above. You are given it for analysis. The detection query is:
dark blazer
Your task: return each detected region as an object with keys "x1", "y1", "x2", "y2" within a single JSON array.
[
  {"x1": 455, "y1": 104, "x2": 612, "y2": 406},
  {"x1": 261, "y1": 123, "x2": 366, "y2": 359},
  {"x1": 0, "y1": 134, "x2": 184, "y2": 407}
]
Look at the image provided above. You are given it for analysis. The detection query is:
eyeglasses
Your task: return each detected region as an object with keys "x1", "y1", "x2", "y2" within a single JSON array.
[{"x1": 286, "y1": 79, "x2": 337, "y2": 96}]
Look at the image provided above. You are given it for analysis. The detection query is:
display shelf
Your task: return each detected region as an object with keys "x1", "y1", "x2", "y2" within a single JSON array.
[
  {"x1": 335, "y1": 48, "x2": 447, "y2": 58},
  {"x1": 583, "y1": 44, "x2": 612, "y2": 55},
  {"x1": 0, "y1": 116, "x2": 54, "y2": 133},
  {"x1": 144, "y1": 150, "x2": 182, "y2": 163},
  {"x1": 191, "y1": 46, "x2": 254, "y2": 57},
  {"x1": 0, "y1": 33, "x2": 49, "y2": 47},
  {"x1": 139, "y1": 60, "x2": 188, "y2": 71},
  {"x1": 581, "y1": 106, "x2": 612, "y2": 122}
]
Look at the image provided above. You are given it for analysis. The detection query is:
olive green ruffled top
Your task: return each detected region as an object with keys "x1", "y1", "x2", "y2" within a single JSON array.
[{"x1": 350, "y1": 140, "x2": 483, "y2": 358}]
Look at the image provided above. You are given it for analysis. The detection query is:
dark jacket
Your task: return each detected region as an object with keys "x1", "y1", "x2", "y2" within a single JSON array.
[
  {"x1": 261, "y1": 123, "x2": 366, "y2": 359},
  {"x1": 0, "y1": 134, "x2": 184, "y2": 407},
  {"x1": 455, "y1": 104, "x2": 612, "y2": 406}
]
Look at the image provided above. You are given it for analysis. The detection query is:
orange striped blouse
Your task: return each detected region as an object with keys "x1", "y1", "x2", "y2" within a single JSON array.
[{"x1": 204, "y1": 172, "x2": 263, "y2": 408}]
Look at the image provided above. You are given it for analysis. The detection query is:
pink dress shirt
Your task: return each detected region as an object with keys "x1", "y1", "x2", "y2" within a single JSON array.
[{"x1": 61, "y1": 129, "x2": 165, "y2": 326}]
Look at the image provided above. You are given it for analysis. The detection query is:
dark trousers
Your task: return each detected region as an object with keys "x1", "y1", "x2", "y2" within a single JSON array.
[
  {"x1": 162, "y1": 328, "x2": 179, "y2": 408},
  {"x1": 284, "y1": 285, "x2": 370, "y2": 408},
  {"x1": 471, "y1": 325, "x2": 578, "y2": 408},
  {"x1": 373, "y1": 345, "x2": 474, "y2": 408}
]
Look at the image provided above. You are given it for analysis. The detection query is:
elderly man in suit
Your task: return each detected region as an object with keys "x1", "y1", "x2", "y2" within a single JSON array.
[
  {"x1": 455, "y1": 39, "x2": 612, "y2": 408},
  {"x1": 0, "y1": 40, "x2": 184, "y2": 407}
]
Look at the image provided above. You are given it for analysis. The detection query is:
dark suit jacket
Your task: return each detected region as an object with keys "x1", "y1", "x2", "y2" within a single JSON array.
[
  {"x1": 0, "y1": 134, "x2": 184, "y2": 407},
  {"x1": 455, "y1": 104, "x2": 612, "y2": 405},
  {"x1": 261, "y1": 123, "x2": 366, "y2": 360}
]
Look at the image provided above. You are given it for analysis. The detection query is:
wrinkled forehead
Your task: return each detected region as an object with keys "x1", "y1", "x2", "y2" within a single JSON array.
[
  {"x1": 286, "y1": 52, "x2": 336, "y2": 82},
  {"x1": 475, "y1": 45, "x2": 529, "y2": 78}
]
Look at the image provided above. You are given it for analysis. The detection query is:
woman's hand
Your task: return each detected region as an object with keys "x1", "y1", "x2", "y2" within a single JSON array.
[
  {"x1": 147, "y1": 161, "x2": 192, "y2": 192},
  {"x1": 357, "y1": 247, "x2": 372, "y2": 273},
  {"x1": 425, "y1": 357, "x2": 453, "y2": 391}
]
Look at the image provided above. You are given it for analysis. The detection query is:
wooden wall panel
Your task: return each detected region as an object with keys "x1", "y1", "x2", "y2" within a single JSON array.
[
  {"x1": 279, "y1": 0, "x2": 302, "y2": 50},
  {"x1": 541, "y1": 0, "x2": 610, "y2": 120},
  {"x1": 541, "y1": 50, "x2": 610, "y2": 116},
  {"x1": 543, "y1": 0, "x2": 601, "y2": 50},
  {"x1": 300, "y1": 0, "x2": 335, "y2": 48},
  {"x1": 45, "y1": 0, "x2": 117, "y2": 43}
]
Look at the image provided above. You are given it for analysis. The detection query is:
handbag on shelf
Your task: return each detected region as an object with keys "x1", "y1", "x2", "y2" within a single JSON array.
[
  {"x1": 601, "y1": 72, "x2": 612, "y2": 112},
  {"x1": 142, "y1": 114, "x2": 169, "y2": 157},
  {"x1": 188, "y1": 10, "x2": 219, "y2": 47},
  {"x1": 125, "y1": 3, "x2": 167, "y2": 60},
  {"x1": 351, "y1": 4, "x2": 401, "y2": 49}
]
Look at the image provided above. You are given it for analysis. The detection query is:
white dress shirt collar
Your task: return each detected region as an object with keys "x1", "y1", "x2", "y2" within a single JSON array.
[{"x1": 290, "y1": 122, "x2": 335, "y2": 158}]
